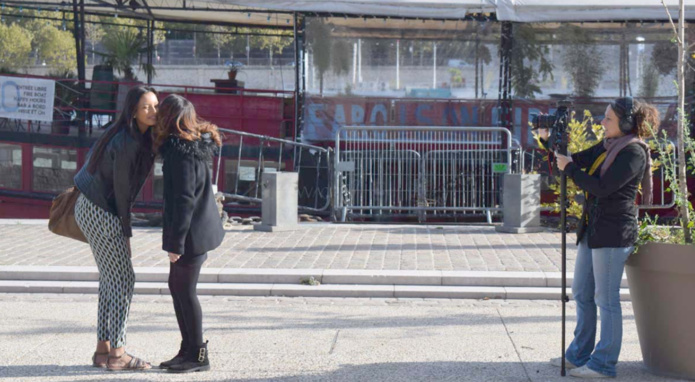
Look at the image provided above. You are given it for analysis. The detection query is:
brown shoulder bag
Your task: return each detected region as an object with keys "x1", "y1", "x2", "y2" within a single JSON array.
[{"x1": 48, "y1": 186, "x2": 88, "y2": 243}]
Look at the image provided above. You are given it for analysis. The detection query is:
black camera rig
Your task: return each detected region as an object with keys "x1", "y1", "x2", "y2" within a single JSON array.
[
  {"x1": 531, "y1": 100, "x2": 571, "y2": 160},
  {"x1": 532, "y1": 100, "x2": 572, "y2": 377}
]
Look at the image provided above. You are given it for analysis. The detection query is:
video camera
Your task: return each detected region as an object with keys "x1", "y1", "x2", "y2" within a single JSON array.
[{"x1": 531, "y1": 100, "x2": 572, "y2": 157}]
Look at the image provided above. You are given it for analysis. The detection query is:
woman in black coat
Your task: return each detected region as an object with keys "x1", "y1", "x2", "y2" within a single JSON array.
[
  {"x1": 542, "y1": 97, "x2": 658, "y2": 378},
  {"x1": 153, "y1": 94, "x2": 225, "y2": 373}
]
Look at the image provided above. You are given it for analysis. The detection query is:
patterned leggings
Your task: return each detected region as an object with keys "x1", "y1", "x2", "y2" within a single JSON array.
[{"x1": 74, "y1": 194, "x2": 135, "y2": 348}]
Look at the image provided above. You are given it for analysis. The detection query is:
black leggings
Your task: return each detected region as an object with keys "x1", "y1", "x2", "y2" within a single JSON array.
[{"x1": 168, "y1": 253, "x2": 207, "y2": 350}]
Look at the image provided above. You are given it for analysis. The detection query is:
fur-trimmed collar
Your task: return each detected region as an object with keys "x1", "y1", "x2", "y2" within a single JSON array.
[{"x1": 160, "y1": 134, "x2": 218, "y2": 161}]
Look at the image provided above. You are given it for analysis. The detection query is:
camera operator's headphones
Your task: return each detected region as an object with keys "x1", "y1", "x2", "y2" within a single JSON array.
[{"x1": 613, "y1": 97, "x2": 635, "y2": 135}]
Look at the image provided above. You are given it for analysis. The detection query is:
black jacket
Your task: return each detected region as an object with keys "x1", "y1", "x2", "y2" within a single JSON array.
[
  {"x1": 74, "y1": 128, "x2": 155, "y2": 237},
  {"x1": 160, "y1": 134, "x2": 225, "y2": 257},
  {"x1": 563, "y1": 141, "x2": 647, "y2": 249}
]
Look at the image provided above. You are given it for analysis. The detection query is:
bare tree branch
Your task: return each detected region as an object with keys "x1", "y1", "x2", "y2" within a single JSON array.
[{"x1": 662, "y1": 0, "x2": 683, "y2": 46}]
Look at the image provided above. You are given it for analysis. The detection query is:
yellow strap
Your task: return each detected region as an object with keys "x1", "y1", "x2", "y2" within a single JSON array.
[
  {"x1": 588, "y1": 152, "x2": 607, "y2": 176},
  {"x1": 584, "y1": 152, "x2": 607, "y2": 223}
]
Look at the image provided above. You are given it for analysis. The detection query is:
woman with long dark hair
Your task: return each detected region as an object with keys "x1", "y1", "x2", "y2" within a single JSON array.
[
  {"x1": 543, "y1": 97, "x2": 658, "y2": 378},
  {"x1": 73, "y1": 86, "x2": 158, "y2": 371},
  {"x1": 153, "y1": 94, "x2": 225, "y2": 373}
]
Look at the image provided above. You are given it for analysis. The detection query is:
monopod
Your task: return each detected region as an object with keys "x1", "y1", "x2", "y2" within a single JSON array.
[{"x1": 532, "y1": 102, "x2": 571, "y2": 377}]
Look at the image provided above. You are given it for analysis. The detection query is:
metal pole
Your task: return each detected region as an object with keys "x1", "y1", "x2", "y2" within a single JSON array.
[
  {"x1": 498, "y1": 22, "x2": 513, "y2": 129},
  {"x1": 353, "y1": 42, "x2": 357, "y2": 84},
  {"x1": 293, "y1": 12, "x2": 300, "y2": 141},
  {"x1": 560, "y1": 171, "x2": 568, "y2": 377},
  {"x1": 358, "y1": 39, "x2": 362, "y2": 83},
  {"x1": 558, "y1": 106, "x2": 570, "y2": 378},
  {"x1": 79, "y1": 0, "x2": 86, "y2": 83},
  {"x1": 72, "y1": 0, "x2": 86, "y2": 135},
  {"x1": 246, "y1": 34, "x2": 251, "y2": 66},
  {"x1": 396, "y1": 39, "x2": 400, "y2": 90},
  {"x1": 432, "y1": 42, "x2": 437, "y2": 89},
  {"x1": 147, "y1": 19, "x2": 154, "y2": 85},
  {"x1": 292, "y1": 12, "x2": 303, "y2": 174},
  {"x1": 475, "y1": 30, "x2": 480, "y2": 99}
]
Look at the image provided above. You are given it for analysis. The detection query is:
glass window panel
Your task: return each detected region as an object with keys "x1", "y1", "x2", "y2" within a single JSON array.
[
  {"x1": 32, "y1": 147, "x2": 77, "y2": 193},
  {"x1": 0, "y1": 143, "x2": 22, "y2": 189}
]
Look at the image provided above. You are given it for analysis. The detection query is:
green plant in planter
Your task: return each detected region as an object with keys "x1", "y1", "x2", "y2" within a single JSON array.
[
  {"x1": 636, "y1": 118, "x2": 695, "y2": 246},
  {"x1": 93, "y1": 28, "x2": 154, "y2": 81},
  {"x1": 623, "y1": 4, "x2": 695, "y2": 380},
  {"x1": 626, "y1": 102, "x2": 695, "y2": 381},
  {"x1": 636, "y1": 215, "x2": 683, "y2": 249},
  {"x1": 224, "y1": 60, "x2": 244, "y2": 80}
]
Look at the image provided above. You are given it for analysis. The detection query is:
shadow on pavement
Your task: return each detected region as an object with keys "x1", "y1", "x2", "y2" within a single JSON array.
[{"x1": 231, "y1": 361, "x2": 676, "y2": 382}]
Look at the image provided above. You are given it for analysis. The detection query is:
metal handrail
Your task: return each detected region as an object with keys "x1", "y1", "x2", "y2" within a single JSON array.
[{"x1": 217, "y1": 127, "x2": 332, "y2": 213}]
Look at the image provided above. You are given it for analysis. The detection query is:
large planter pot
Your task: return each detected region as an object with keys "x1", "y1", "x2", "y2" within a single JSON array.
[{"x1": 625, "y1": 242, "x2": 695, "y2": 380}]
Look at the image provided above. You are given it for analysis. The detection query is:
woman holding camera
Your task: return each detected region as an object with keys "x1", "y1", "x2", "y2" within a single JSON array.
[{"x1": 541, "y1": 97, "x2": 658, "y2": 378}]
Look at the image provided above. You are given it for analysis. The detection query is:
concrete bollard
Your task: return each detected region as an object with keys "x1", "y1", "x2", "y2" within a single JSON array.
[
  {"x1": 254, "y1": 172, "x2": 299, "y2": 232},
  {"x1": 495, "y1": 173, "x2": 544, "y2": 233}
]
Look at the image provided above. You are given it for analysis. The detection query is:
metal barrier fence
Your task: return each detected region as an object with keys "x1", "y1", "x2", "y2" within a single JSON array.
[
  {"x1": 637, "y1": 140, "x2": 676, "y2": 210},
  {"x1": 217, "y1": 128, "x2": 332, "y2": 214},
  {"x1": 334, "y1": 126, "x2": 513, "y2": 222}
]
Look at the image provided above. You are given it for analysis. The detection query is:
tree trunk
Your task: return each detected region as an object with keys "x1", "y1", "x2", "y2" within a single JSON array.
[{"x1": 677, "y1": 0, "x2": 691, "y2": 242}]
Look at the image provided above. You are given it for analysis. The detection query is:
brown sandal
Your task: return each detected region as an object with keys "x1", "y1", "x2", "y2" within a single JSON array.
[
  {"x1": 107, "y1": 352, "x2": 152, "y2": 371},
  {"x1": 92, "y1": 351, "x2": 108, "y2": 368}
]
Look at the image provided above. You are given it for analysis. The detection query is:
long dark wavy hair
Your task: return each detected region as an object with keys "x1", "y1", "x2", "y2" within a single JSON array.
[
  {"x1": 153, "y1": 94, "x2": 221, "y2": 152},
  {"x1": 86, "y1": 86, "x2": 158, "y2": 174}
]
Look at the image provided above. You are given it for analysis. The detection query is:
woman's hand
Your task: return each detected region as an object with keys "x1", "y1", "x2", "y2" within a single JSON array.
[
  {"x1": 168, "y1": 252, "x2": 181, "y2": 263},
  {"x1": 538, "y1": 128, "x2": 550, "y2": 141},
  {"x1": 555, "y1": 152, "x2": 573, "y2": 171}
]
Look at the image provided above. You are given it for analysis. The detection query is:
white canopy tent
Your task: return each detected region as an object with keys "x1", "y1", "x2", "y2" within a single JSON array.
[
  {"x1": 7, "y1": 0, "x2": 695, "y2": 25},
  {"x1": 164, "y1": 0, "x2": 695, "y2": 23},
  {"x1": 201, "y1": 0, "x2": 494, "y2": 19},
  {"x1": 4, "y1": 0, "x2": 493, "y2": 28},
  {"x1": 494, "y1": 0, "x2": 695, "y2": 22}
]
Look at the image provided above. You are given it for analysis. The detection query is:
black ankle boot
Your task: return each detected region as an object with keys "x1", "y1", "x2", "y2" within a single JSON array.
[
  {"x1": 167, "y1": 341, "x2": 210, "y2": 373},
  {"x1": 159, "y1": 342, "x2": 187, "y2": 369}
]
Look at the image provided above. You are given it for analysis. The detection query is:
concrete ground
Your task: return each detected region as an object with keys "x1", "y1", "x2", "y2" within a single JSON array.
[
  {"x1": 0, "y1": 294, "x2": 681, "y2": 382},
  {"x1": 0, "y1": 222, "x2": 574, "y2": 272}
]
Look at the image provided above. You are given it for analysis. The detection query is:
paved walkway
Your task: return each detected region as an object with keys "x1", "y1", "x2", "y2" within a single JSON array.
[
  {"x1": 0, "y1": 294, "x2": 677, "y2": 382},
  {"x1": 0, "y1": 221, "x2": 577, "y2": 272}
]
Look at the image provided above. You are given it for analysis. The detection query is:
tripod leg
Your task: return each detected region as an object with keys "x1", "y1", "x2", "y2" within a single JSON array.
[{"x1": 561, "y1": 173, "x2": 568, "y2": 377}]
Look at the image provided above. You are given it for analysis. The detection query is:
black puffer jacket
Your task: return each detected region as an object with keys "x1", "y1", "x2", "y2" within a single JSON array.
[
  {"x1": 160, "y1": 134, "x2": 225, "y2": 257},
  {"x1": 563, "y1": 141, "x2": 647, "y2": 249},
  {"x1": 74, "y1": 128, "x2": 155, "y2": 237}
]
